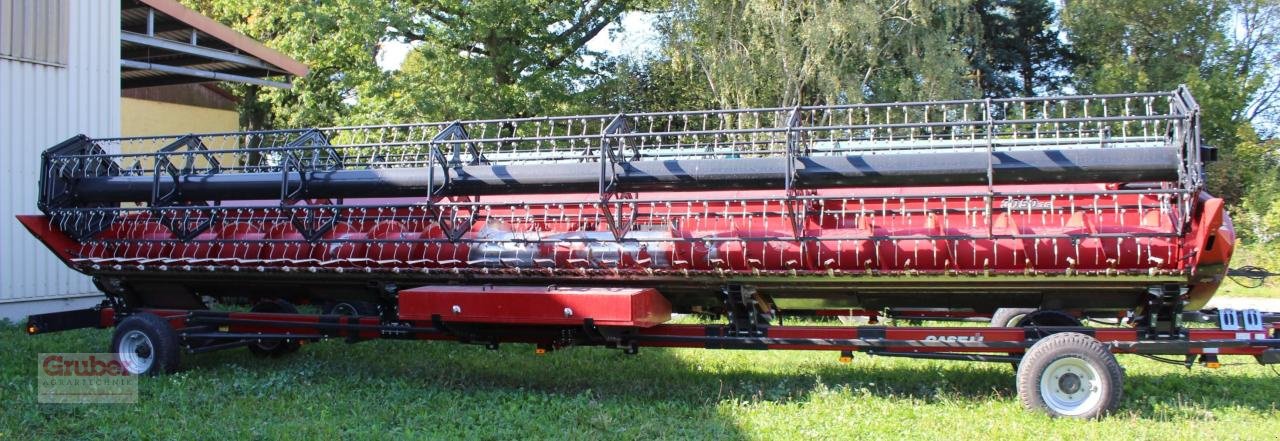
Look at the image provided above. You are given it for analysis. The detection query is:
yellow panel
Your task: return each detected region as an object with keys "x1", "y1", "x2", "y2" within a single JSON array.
[
  {"x1": 120, "y1": 97, "x2": 241, "y2": 171},
  {"x1": 121, "y1": 97, "x2": 239, "y2": 137}
]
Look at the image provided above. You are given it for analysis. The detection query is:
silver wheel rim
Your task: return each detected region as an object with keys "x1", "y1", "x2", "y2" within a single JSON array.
[
  {"x1": 1039, "y1": 356, "x2": 1102, "y2": 416},
  {"x1": 1007, "y1": 313, "x2": 1029, "y2": 327},
  {"x1": 118, "y1": 330, "x2": 155, "y2": 375}
]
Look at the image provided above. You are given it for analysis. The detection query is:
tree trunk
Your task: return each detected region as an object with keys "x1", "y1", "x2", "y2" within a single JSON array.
[{"x1": 238, "y1": 85, "x2": 271, "y2": 168}]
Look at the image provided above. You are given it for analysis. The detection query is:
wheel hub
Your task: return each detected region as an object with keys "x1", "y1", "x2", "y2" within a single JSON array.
[
  {"x1": 1039, "y1": 356, "x2": 1102, "y2": 416},
  {"x1": 118, "y1": 330, "x2": 156, "y2": 375},
  {"x1": 1057, "y1": 372, "x2": 1081, "y2": 395}
]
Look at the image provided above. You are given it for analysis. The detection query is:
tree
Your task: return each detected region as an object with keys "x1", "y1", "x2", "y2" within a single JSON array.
[
  {"x1": 347, "y1": 0, "x2": 644, "y2": 121},
  {"x1": 651, "y1": 0, "x2": 980, "y2": 109},
  {"x1": 390, "y1": 1, "x2": 631, "y2": 89},
  {"x1": 969, "y1": 0, "x2": 1070, "y2": 97},
  {"x1": 1063, "y1": 0, "x2": 1229, "y2": 91},
  {"x1": 1064, "y1": 0, "x2": 1280, "y2": 207},
  {"x1": 578, "y1": 56, "x2": 717, "y2": 112},
  {"x1": 185, "y1": 0, "x2": 645, "y2": 126},
  {"x1": 185, "y1": 0, "x2": 396, "y2": 128},
  {"x1": 1235, "y1": 0, "x2": 1280, "y2": 137},
  {"x1": 1230, "y1": 125, "x2": 1280, "y2": 242},
  {"x1": 1061, "y1": 0, "x2": 1265, "y2": 149}
]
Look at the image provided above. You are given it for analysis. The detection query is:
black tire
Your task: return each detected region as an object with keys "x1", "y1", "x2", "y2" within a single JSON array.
[
  {"x1": 323, "y1": 300, "x2": 378, "y2": 316},
  {"x1": 1016, "y1": 332, "x2": 1124, "y2": 419},
  {"x1": 323, "y1": 300, "x2": 379, "y2": 343},
  {"x1": 1016, "y1": 310, "x2": 1082, "y2": 327},
  {"x1": 991, "y1": 309, "x2": 1082, "y2": 328},
  {"x1": 990, "y1": 308, "x2": 1037, "y2": 327},
  {"x1": 247, "y1": 299, "x2": 302, "y2": 357},
  {"x1": 110, "y1": 313, "x2": 181, "y2": 376},
  {"x1": 1002, "y1": 310, "x2": 1085, "y2": 369}
]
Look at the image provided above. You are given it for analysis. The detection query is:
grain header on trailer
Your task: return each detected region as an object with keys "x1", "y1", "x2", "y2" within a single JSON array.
[{"x1": 18, "y1": 87, "x2": 1279, "y2": 418}]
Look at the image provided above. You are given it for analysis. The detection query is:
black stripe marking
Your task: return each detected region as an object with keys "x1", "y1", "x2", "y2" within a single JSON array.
[{"x1": 858, "y1": 326, "x2": 887, "y2": 339}]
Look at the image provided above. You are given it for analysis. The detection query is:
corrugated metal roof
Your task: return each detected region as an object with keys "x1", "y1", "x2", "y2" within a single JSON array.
[{"x1": 119, "y1": 0, "x2": 308, "y2": 89}]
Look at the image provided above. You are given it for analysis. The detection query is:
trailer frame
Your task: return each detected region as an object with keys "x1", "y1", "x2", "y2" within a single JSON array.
[{"x1": 23, "y1": 287, "x2": 1280, "y2": 419}]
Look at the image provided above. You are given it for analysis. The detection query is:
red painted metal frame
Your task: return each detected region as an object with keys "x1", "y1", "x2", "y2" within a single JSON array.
[
  {"x1": 17, "y1": 215, "x2": 80, "y2": 263},
  {"x1": 125, "y1": 307, "x2": 1280, "y2": 358},
  {"x1": 635, "y1": 325, "x2": 1276, "y2": 355},
  {"x1": 398, "y1": 285, "x2": 672, "y2": 327},
  {"x1": 142, "y1": 308, "x2": 390, "y2": 341},
  {"x1": 18, "y1": 187, "x2": 1230, "y2": 280}
]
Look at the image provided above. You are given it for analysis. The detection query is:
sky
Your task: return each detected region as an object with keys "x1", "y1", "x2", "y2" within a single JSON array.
[{"x1": 376, "y1": 12, "x2": 661, "y2": 72}]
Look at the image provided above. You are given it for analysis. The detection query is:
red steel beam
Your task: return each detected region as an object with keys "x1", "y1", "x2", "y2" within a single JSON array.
[{"x1": 128, "y1": 308, "x2": 1277, "y2": 357}]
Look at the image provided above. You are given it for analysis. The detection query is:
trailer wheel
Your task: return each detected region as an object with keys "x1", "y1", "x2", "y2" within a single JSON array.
[
  {"x1": 1016, "y1": 332, "x2": 1123, "y2": 419},
  {"x1": 998, "y1": 310, "x2": 1082, "y2": 369},
  {"x1": 990, "y1": 308, "x2": 1036, "y2": 327},
  {"x1": 1016, "y1": 310, "x2": 1082, "y2": 327},
  {"x1": 323, "y1": 300, "x2": 377, "y2": 316},
  {"x1": 247, "y1": 299, "x2": 302, "y2": 358},
  {"x1": 991, "y1": 309, "x2": 1081, "y2": 327},
  {"x1": 110, "y1": 313, "x2": 180, "y2": 376}
]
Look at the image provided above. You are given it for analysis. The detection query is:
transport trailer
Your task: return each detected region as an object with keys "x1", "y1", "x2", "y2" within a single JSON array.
[{"x1": 18, "y1": 88, "x2": 1280, "y2": 418}]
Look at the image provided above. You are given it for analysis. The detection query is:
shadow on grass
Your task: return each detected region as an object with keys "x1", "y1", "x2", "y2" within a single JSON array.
[
  {"x1": 182, "y1": 337, "x2": 1280, "y2": 419},
  {"x1": 4, "y1": 325, "x2": 1277, "y2": 438}
]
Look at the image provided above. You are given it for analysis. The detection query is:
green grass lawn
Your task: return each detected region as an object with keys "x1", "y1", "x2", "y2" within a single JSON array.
[
  {"x1": 1215, "y1": 281, "x2": 1280, "y2": 299},
  {"x1": 2, "y1": 323, "x2": 1278, "y2": 440},
  {"x1": 1221, "y1": 243, "x2": 1280, "y2": 299}
]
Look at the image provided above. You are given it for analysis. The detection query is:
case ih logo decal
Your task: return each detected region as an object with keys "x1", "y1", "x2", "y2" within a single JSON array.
[{"x1": 924, "y1": 335, "x2": 985, "y2": 343}]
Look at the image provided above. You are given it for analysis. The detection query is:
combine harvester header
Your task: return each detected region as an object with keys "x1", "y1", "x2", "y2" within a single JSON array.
[{"x1": 20, "y1": 88, "x2": 1277, "y2": 419}]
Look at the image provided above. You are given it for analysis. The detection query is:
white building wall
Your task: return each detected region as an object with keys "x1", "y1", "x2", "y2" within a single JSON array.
[{"x1": 0, "y1": 0, "x2": 119, "y2": 322}]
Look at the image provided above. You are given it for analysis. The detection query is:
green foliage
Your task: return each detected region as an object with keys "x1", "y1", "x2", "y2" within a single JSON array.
[
  {"x1": 185, "y1": 0, "x2": 395, "y2": 128},
  {"x1": 1063, "y1": 0, "x2": 1280, "y2": 244},
  {"x1": 578, "y1": 57, "x2": 717, "y2": 112},
  {"x1": 1239, "y1": 239, "x2": 1280, "y2": 269},
  {"x1": 969, "y1": 0, "x2": 1071, "y2": 97},
  {"x1": 1223, "y1": 128, "x2": 1280, "y2": 243},
  {"x1": 387, "y1": 0, "x2": 631, "y2": 86},
  {"x1": 1064, "y1": 0, "x2": 1235, "y2": 149},
  {"x1": 185, "y1": 0, "x2": 641, "y2": 126},
  {"x1": 348, "y1": 0, "x2": 644, "y2": 121},
  {"x1": 1237, "y1": 240, "x2": 1280, "y2": 271},
  {"x1": 1220, "y1": 241, "x2": 1280, "y2": 298},
  {"x1": 1063, "y1": 1, "x2": 1230, "y2": 93},
  {"x1": 1062, "y1": 0, "x2": 1274, "y2": 154},
  {"x1": 655, "y1": 0, "x2": 980, "y2": 108},
  {"x1": 346, "y1": 41, "x2": 579, "y2": 123}
]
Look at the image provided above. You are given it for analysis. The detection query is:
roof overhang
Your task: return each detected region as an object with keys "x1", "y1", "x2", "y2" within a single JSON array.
[{"x1": 120, "y1": 0, "x2": 308, "y2": 89}]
